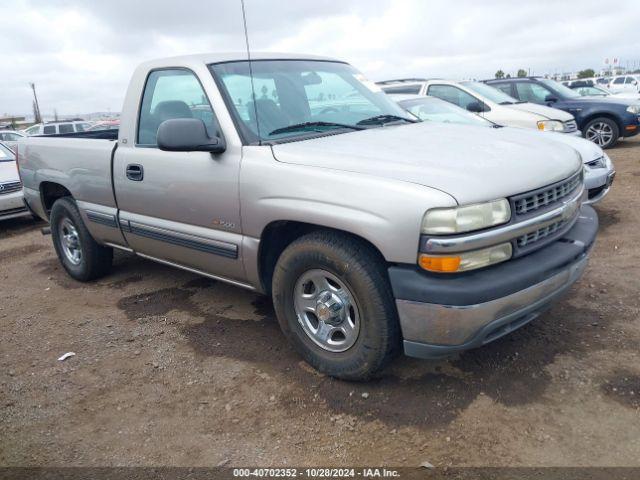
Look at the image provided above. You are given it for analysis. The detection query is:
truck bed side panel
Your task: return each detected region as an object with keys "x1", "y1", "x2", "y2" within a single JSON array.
[{"x1": 19, "y1": 137, "x2": 127, "y2": 247}]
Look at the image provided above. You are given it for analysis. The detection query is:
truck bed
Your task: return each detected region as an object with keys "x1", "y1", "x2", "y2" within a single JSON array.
[
  {"x1": 19, "y1": 135, "x2": 119, "y2": 213},
  {"x1": 35, "y1": 129, "x2": 119, "y2": 141}
]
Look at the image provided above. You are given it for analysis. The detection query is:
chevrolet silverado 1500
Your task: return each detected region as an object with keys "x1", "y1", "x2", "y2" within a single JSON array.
[{"x1": 18, "y1": 53, "x2": 598, "y2": 380}]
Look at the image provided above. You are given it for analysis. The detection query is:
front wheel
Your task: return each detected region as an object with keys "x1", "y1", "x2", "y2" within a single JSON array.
[
  {"x1": 50, "y1": 197, "x2": 113, "y2": 281},
  {"x1": 271, "y1": 231, "x2": 400, "y2": 381},
  {"x1": 583, "y1": 117, "x2": 619, "y2": 149}
]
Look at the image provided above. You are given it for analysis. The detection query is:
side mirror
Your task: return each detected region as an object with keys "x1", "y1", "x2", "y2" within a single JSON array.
[
  {"x1": 545, "y1": 94, "x2": 559, "y2": 103},
  {"x1": 466, "y1": 101, "x2": 485, "y2": 113},
  {"x1": 157, "y1": 118, "x2": 226, "y2": 153}
]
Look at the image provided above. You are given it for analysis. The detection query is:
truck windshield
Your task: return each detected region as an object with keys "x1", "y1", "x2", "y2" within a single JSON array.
[{"x1": 210, "y1": 60, "x2": 416, "y2": 144}]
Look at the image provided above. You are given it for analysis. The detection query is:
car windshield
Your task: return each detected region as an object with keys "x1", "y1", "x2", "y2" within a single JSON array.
[
  {"x1": 0, "y1": 143, "x2": 15, "y2": 161},
  {"x1": 399, "y1": 97, "x2": 491, "y2": 126},
  {"x1": 461, "y1": 81, "x2": 521, "y2": 104},
  {"x1": 210, "y1": 60, "x2": 416, "y2": 143},
  {"x1": 538, "y1": 78, "x2": 581, "y2": 99},
  {"x1": 576, "y1": 86, "x2": 610, "y2": 97}
]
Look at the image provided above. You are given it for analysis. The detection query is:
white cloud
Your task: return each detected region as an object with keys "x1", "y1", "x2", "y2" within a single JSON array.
[{"x1": 1, "y1": 0, "x2": 639, "y2": 116}]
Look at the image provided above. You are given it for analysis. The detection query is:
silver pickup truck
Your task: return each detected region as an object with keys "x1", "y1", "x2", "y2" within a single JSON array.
[{"x1": 18, "y1": 53, "x2": 599, "y2": 380}]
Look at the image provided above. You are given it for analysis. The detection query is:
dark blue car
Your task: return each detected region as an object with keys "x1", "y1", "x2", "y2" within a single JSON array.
[{"x1": 485, "y1": 77, "x2": 640, "y2": 148}]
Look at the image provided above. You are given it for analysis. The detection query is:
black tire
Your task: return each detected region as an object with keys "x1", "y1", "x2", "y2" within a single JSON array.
[
  {"x1": 583, "y1": 117, "x2": 620, "y2": 149},
  {"x1": 272, "y1": 230, "x2": 401, "y2": 381},
  {"x1": 50, "y1": 197, "x2": 113, "y2": 281}
]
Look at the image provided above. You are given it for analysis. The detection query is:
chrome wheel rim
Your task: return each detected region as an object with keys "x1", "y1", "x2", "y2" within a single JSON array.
[
  {"x1": 59, "y1": 218, "x2": 82, "y2": 265},
  {"x1": 293, "y1": 269, "x2": 360, "y2": 352},
  {"x1": 586, "y1": 122, "x2": 614, "y2": 147}
]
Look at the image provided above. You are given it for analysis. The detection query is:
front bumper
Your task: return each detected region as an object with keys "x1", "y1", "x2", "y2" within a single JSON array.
[
  {"x1": 389, "y1": 205, "x2": 598, "y2": 359},
  {"x1": 584, "y1": 169, "x2": 615, "y2": 205},
  {"x1": 0, "y1": 190, "x2": 29, "y2": 221}
]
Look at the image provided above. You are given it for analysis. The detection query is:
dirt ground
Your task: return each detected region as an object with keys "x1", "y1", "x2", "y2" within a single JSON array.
[{"x1": 1, "y1": 137, "x2": 639, "y2": 468}]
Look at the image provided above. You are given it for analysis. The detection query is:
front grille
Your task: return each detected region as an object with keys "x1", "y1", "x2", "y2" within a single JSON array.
[
  {"x1": 517, "y1": 219, "x2": 567, "y2": 248},
  {"x1": 563, "y1": 120, "x2": 578, "y2": 133},
  {"x1": 513, "y1": 170, "x2": 582, "y2": 216},
  {"x1": 0, "y1": 181, "x2": 22, "y2": 195}
]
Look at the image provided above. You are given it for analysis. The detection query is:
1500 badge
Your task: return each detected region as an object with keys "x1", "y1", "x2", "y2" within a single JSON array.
[{"x1": 212, "y1": 219, "x2": 236, "y2": 229}]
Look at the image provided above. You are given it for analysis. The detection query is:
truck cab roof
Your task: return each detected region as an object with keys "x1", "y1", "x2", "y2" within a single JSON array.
[{"x1": 137, "y1": 52, "x2": 341, "y2": 70}]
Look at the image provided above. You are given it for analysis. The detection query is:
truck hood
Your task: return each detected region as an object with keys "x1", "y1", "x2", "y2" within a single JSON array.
[
  {"x1": 0, "y1": 160, "x2": 19, "y2": 183},
  {"x1": 507, "y1": 102, "x2": 574, "y2": 121},
  {"x1": 271, "y1": 122, "x2": 582, "y2": 205}
]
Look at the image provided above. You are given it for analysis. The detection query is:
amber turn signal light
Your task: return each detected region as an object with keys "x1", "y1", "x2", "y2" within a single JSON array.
[{"x1": 418, "y1": 255, "x2": 461, "y2": 273}]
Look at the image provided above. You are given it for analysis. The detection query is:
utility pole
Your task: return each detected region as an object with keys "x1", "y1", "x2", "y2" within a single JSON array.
[{"x1": 30, "y1": 82, "x2": 42, "y2": 123}]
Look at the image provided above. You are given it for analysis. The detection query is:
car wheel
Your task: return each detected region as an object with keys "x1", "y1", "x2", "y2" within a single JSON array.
[
  {"x1": 271, "y1": 230, "x2": 400, "y2": 381},
  {"x1": 583, "y1": 117, "x2": 619, "y2": 149},
  {"x1": 50, "y1": 197, "x2": 113, "y2": 281}
]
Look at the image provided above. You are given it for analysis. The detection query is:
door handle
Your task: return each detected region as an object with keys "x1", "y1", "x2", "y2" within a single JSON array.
[{"x1": 126, "y1": 164, "x2": 144, "y2": 181}]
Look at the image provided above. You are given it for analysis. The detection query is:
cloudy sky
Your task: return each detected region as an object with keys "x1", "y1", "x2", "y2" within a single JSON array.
[{"x1": 1, "y1": 0, "x2": 639, "y2": 117}]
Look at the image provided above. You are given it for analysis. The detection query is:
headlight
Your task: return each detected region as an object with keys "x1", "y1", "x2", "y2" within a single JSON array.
[
  {"x1": 585, "y1": 156, "x2": 606, "y2": 169},
  {"x1": 422, "y1": 199, "x2": 511, "y2": 235},
  {"x1": 626, "y1": 105, "x2": 640, "y2": 114},
  {"x1": 537, "y1": 120, "x2": 564, "y2": 132},
  {"x1": 419, "y1": 243, "x2": 513, "y2": 273}
]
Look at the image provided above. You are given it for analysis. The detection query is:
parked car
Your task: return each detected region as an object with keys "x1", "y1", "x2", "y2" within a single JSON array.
[
  {"x1": 87, "y1": 120, "x2": 120, "y2": 131},
  {"x1": 0, "y1": 130, "x2": 26, "y2": 152},
  {"x1": 392, "y1": 94, "x2": 615, "y2": 204},
  {"x1": 608, "y1": 75, "x2": 640, "y2": 94},
  {"x1": 568, "y1": 84, "x2": 640, "y2": 101},
  {"x1": 0, "y1": 142, "x2": 30, "y2": 221},
  {"x1": 485, "y1": 77, "x2": 640, "y2": 148},
  {"x1": 378, "y1": 78, "x2": 580, "y2": 134},
  {"x1": 23, "y1": 121, "x2": 91, "y2": 136},
  {"x1": 19, "y1": 53, "x2": 598, "y2": 380}
]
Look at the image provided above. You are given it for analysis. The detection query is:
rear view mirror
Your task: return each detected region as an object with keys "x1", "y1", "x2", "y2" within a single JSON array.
[
  {"x1": 466, "y1": 101, "x2": 485, "y2": 113},
  {"x1": 301, "y1": 72, "x2": 323, "y2": 85},
  {"x1": 545, "y1": 94, "x2": 558, "y2": 103},
  {"x1": 157, "y1": 118, "x2": 225, "y2": 153}
]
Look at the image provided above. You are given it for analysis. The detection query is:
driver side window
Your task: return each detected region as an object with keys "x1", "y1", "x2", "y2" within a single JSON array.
[
  {"x1": 138, "y1": 69, "x2": 217, "y2": 147},
  {"x1": 515, "y1": 82, "x2": 552, "y2": 103}
]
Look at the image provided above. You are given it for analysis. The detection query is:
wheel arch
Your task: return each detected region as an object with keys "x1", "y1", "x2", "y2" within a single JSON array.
[
  {"x1": 40, "y1": 181, "x2": 73, "y2": 218},
  {"x1": 581, "y1": 111, "x2": 623, "y2": 133},
  {"x1": 257, "y1": 220, "x2": 389, "y2": 296}
]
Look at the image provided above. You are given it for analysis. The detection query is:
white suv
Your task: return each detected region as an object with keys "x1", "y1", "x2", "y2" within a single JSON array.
[
  {"x1": 378, "y1": 79, "x2": 579, "y2": 134},
  {"x1": 23, "y1": 121, "x2": 91, "y2": 136}
]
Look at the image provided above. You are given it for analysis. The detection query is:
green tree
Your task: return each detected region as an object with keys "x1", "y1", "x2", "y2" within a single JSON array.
[
  {"x1": 517, "y1": 69, "x2": 527, "y2": 77},
  {"x1": 577, "y1": 69, "x2": 595, "y2": 79},
  {"x1": 495, "y1": 70, "x2": 505, "y2": 79}
]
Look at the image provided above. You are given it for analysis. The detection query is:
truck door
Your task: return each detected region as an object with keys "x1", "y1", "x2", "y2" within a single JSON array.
[{"x1": 113, "y1": 68, "x2": 245, "y2": 283}]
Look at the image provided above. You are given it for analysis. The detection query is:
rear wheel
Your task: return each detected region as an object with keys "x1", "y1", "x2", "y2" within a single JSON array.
[
  {"x1": 271, "y1": 231, "x2": 400, "y2": 381},
  {"x1": 583, "y1": 117, "x2": 619, "y2": 149},
  {"x1": 50, "y1": 197, "x2": 113, "y2": 281}
]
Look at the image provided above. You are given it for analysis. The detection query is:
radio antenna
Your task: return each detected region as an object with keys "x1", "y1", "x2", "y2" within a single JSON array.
[{"x1": 240, "y1": 0, "x2": 261, "y2": 145}]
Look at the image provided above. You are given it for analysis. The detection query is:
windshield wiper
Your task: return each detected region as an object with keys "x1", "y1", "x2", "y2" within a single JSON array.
[
  {"x1": 499, "y1": 101, "x2": 515, "y2": 105},
  {"x1": 356, "y1": 114, "x2": 418, "y2": 126},
  {"x1": 269, "y1": 121, "x2": 364, "y2": 136}
]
